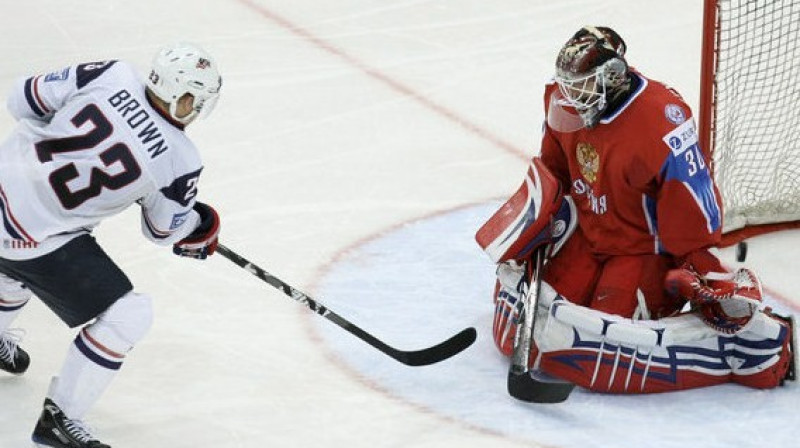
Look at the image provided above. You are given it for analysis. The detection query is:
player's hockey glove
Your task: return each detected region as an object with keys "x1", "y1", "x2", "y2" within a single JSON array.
[
  {"x1": 665, "y1": 265, "x2": 762, "y2": 333},
  {"x1": 173, "y1": 202, "x2": 220, "y2": 259}
]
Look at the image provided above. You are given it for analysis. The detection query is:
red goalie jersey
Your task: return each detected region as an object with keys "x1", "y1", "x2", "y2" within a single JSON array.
[
  {"x1": 536, "y1": 70, "x2": 724, "y2": 319},
  {"x1": 541, "y1": 70, "x2": 722, "y2": 259}
]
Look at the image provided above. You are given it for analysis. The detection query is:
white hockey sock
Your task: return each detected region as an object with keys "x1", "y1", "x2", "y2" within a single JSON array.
[
  {"x1": 48, "y1": 292, "x2": 153, "y2": 419},
  {"x1": 0, "y1": 298, "x2": 28, "y2": 334},
  {"x1": 0, "y1": 276, "x2": 32, "y2": 333},
  {"x1": 49, "y1": 329, "x2": 127, "y2": 419}
]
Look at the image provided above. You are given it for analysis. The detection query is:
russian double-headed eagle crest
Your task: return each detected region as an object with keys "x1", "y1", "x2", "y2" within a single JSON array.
[{"x1": 576, "y1": 142, "x2": 599, "y2": 183}]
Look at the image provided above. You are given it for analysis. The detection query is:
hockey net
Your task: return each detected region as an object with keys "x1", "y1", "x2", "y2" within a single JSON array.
[{"x1": 699, "y1": 0, "x2": 800, "y2": 246}]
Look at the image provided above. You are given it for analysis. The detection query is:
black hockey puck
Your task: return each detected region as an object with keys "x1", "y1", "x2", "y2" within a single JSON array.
[{"x1": 736, "y1": 241, "x2": 748, "y2": 262}]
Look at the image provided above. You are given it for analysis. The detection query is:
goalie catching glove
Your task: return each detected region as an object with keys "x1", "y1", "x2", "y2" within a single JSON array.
[
  {"x1": 173, "y1": 202, "x2": 220, "y2": 259},
  {"x1": 665, "y1": 264, "x2": 763, "y2": 333}
]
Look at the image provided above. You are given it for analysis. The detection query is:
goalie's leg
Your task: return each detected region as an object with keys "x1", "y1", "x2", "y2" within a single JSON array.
[
  {"x1": 536, "y1": 299, "x2": 794, "y2": 393},
  {"x1": 492, "y1": 262, "x2": 526, "y2": 356},
  {"x1": 492, "y1": 229, "x2": 602, "y2": 358},
  {"x1": 732, "y1": 310, "x2": 795, "y2": 388}
]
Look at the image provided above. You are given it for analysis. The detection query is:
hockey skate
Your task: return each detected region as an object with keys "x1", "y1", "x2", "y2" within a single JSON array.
[
  {"x1": 32, "y1": 398, "x2": 110, "y2": 448},
  {"x1": 0, "y1": 329, "x2": 30, "y2": 375}
]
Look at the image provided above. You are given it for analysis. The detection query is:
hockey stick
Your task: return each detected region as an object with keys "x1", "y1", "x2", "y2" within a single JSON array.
[
  {"x1": 216, "y1": 244, "x2": 477, "y2": 366},
  {"x1": 507, "y1": 245, "x2": 575, "y2": 403}
]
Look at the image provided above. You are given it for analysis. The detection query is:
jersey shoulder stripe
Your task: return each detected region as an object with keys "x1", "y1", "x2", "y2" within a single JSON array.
[{"x1": 23, "y1": 76, "x2": 50, "y2": 117}]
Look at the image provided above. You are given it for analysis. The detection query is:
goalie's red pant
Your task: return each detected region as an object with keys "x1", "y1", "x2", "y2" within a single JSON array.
[
  {"x1": 492, "y1": 228, "x2": 794, "y2": 392},
  {"x1": 542, "y1": 226, "x2": 685, "y2": 319}
]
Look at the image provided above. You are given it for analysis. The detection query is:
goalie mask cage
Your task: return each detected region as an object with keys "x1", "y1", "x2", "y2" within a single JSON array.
[{"x1": 699, "y1": 0, "x2": 800, "y2": 246}]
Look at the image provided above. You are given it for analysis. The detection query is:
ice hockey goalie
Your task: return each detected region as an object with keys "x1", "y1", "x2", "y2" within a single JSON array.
[
  {"x1": 479, "y1": 158, "x2": 796, "y2": 394},
  {"x1": 479, "y1": 25, "x2": 795, "y2": 395}
]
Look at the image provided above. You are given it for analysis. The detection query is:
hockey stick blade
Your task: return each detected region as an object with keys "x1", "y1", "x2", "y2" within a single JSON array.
[
  {"x1": 381, "y1": 327, "x2": 477, "y2": 367},
  {"x1": 216, "y1": 244, "x2": 477, "y2": 366},
  {"x1": 507, "y1": 369, "x2": 575, "y2": 403}
]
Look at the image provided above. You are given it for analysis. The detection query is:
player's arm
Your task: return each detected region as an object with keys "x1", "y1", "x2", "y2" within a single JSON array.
[
  {"x1": 653, "y1": 118, "x2": 723, "y2": 263},
  {"x1": 646, "y1": 117, "x2": 765, "y2": 330},
  {"x1": 139, "y1": 168, "x2": 220, "y2": 259},
  {"x1": 139, "y1": 168, "x2": 204, "y2": 245},
  {"x1": 139, "y1": 192, "x2": 200, "y2": 246},
  {"x1": 140, "y1": 195, "x2": 221, "y2": 260},
  {"x1": 6, "y1": 61, "x2": 118, "y2": 121}
]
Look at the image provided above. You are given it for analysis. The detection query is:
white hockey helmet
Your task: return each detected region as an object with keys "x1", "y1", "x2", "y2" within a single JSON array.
[{"x1": 147, "y1": 42, "x2": 222, "y2": 125}]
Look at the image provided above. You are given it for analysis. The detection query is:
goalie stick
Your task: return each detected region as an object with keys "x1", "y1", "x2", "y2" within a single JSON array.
[
  {"x1": 216, "y1": 244, "x2": 477, "y2": 366},
  {"x1": 507, "y1": 245, "x2": 576, "y2": 403}
]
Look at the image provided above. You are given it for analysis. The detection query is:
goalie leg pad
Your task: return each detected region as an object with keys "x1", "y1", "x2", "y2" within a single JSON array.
[
  {"x1": 491, "y1": 269, "x2": 559, "y2": 358},
  {"x1": 493, "y1": 279, "x2": 522, "y2": 356},
  {"x1": 535, "y1": 299, "x2": 791, "y2": 393},
  {"x1": 730, "y1": 310, "x2": 794, "y2": 388}
]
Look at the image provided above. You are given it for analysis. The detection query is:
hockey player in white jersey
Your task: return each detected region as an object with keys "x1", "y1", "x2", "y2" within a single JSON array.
[{"x1": 0, "y1": 43, "x2": 222, "y2": 447}]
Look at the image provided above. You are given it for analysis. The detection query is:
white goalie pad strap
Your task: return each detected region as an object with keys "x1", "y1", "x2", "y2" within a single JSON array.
[
  {"x1": 542, "y1": 298, "x2": 784, "y2": 348},
  {"x1": 539, "y1": 299, "x2": 703, "y2": 350},
  {"x1": 532, "y1": 282, "x2": 561, "y2": 341}
]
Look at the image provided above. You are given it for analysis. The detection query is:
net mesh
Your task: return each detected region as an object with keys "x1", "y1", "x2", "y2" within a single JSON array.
[{"x1": 711, "y1": 0, "x2": 800, "y2": 232}]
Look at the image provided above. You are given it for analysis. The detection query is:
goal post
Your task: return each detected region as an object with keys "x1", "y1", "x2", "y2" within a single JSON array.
[{"x1": 699, "y1": 0, "x2": 800, "y2": 246}]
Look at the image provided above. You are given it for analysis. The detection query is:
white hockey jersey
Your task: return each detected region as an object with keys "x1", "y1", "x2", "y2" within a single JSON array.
[{"x1": 0, "y1": 60, "x2": 203, "y2": 259}]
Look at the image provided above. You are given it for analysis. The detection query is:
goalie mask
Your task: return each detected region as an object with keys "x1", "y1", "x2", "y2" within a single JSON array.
[
  {"x1": 554, "y1": 26, "x2": 629, "y2": 129},
  {"x1": 147, "y1": 42, "x2": 222, "y2": 125}
]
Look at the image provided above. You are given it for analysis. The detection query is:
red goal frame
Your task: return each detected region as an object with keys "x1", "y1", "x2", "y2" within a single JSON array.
[{"x1": 698, "y1": 0, "x2": 800, "y2": 247}]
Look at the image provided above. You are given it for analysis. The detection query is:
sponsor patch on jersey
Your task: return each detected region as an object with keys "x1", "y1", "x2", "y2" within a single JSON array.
[
  {"x1": 662, "y1": 119, "x2": 698, "y2": 155},
  {"x1": 44, "y1": 68, "x2": 70, "y2": 82},
  {"x1": 170, "y1": 211, "x2": 191, "y2": 230},
  {"x1": 576, "y1": 142, "x2": 599, "y2": 183},
  {"x1": 664, "y1": 104, "x2": 686, "y2": 125}
]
